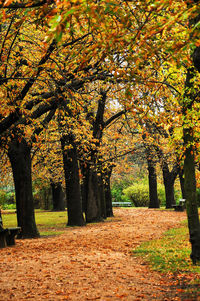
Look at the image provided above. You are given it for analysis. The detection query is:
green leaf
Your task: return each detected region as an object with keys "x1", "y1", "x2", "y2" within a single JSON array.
[
  {"x1": 56, "y1": 31, "x2": 63, "y2": 43},
  {"x1": 64, "y1": 9, "x2": 75, "y2": 19}
]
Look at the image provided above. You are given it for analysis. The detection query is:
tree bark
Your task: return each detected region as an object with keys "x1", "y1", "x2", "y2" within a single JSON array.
[
  {"x1": 98, "y1": 174, "x2": 107, "y2": 219},
  {"x1": 8, "y1": 137, "x2": 39, "y2": 238},
  {"x1": 51, "y1": 182, "x2": 66, "y2": 211},
  {"x1": 183, "y1": 0, "x2": 200, "y2": 265},
  {"x1": 147, "y1": 157, "x2": 159, "y2": 208},
  {"x1": 81, "y1": 164, "x2": 106, "y2": 221},
  {"x1": 103, "y1": 168, "x2": 114, "y2": 217},
  {"x1": 84, "y1": 167, "x2": 103, "y2": 223},
  {"x1": 41, "y1": 186, "x2": 52, "y2": 210},
  {"x1": 162, "y1": 162, "x2": 178, "y2": 209},
  {"x1": 183, "y1": 66, "x2": 200, "y2": 264},
  {"x1": 80, "y1": 161, "x2": 88, "y2": 214},
  {"x1": 61, "y1": 133, "x2": 85, "y2": 226},
  {"x1": 179, "y1": 169, "x2": 186, "y2": 199},
  {"x1": 184, "y1": 126, "x2": 200, "y2": 264}
]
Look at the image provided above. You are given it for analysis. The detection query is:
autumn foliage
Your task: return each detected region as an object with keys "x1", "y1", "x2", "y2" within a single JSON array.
[{"x1": 0, "y1": 0, "x2": 200, "y2": 263}]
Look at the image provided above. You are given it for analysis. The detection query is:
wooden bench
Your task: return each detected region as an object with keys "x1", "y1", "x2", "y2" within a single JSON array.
[
  {"x1": 0, "y1": 228, "x2": 9, "y2": 248},
  {"x1": 6, "y1": 227, "x2": 21, "y2": 246},
  {"x1": 0, "y1": 227, "x2": 21, "y2": 248},
  {"x1": 0, "y1": 210, "x2": 21, "y2": 248},
  {"x1": 112, "y1": 201, "x2": 132, "y2": 207},
  {"x1": 172, "y1": 199, "x2": 186, "y2": 212}
]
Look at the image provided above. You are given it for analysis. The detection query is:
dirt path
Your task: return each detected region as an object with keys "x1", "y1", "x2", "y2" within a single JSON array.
[{"x1": 0, "y1": 208, "x2": 190, "y2": 300}]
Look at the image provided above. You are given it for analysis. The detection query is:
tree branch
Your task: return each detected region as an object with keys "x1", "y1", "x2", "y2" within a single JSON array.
[
  {"x1": 0, "y1": 0, "x2": 54, "y2": 9},
  {"x1": 31, "y1": 108, "x2": 56, "y2": 142},
  {"x1": 104, "y1": 110, "x2": 125, "y2": 128}
]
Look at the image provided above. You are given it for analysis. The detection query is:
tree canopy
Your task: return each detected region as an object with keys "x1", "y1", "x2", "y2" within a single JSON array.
[{"x1": 0, "y1": 0, "x2": 200, "y2": 263}]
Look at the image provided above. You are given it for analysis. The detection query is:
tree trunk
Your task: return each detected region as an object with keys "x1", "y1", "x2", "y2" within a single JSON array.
[
  {"x1": 8, "y1": 138, "x2": 39, "y2": 238},
  {"x1": 179, "y1": 169, "x2": 186, "y2": 199},
  {"x1": 147, "y1": 157, "x2": 159, "y2": 208},
  {"x1": 104, "y1": 169, "x2": 114, "y2": 217},
  {"x1": 40, "y1": 186, "x2": 52, "y2": 210},
  {"x1": 51, "y1": 182, "x2": 66, "y2": 211},
  {"x1": 61, "y1": 133, "x2": 85, "y2": 226},
  {"x1": 98, "y1": 174, "x2": 107, "y2": 219},
  {"x1": 85, "y1": 167, "x2": 103, "y2": 223},
  {"x1": 80, "y1": 162, "x2": 103, "y2": 223},
  {"x1": 181, "y1": 0, "x2": 200, "y2": 265},
  {"x1": 183, "y1": 66, "x2": 200, "y2": 264},
  {"x1": 80, "y1": 163, "x2": 87, "y2": 214},
  {"x1": 184, "y1": 127, "x2": 200, "y2": 264},
  {"x1": 162, "y1": 162, "x2": 177, "y2": 209}
]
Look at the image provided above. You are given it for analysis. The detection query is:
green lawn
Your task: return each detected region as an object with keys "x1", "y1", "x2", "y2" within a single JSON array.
[
  {"x1": 2, "y1": 210, "x2": 68, "y2": 236},
  {"x1": 133, "y1": 220, "x2": 200, "y2": 296},
  {"x1": 133, "y1": 220, "x2": 200, "y2": 274},
  {"x1": 2, "y1": 208, "x2": 200, "y2": 278}
]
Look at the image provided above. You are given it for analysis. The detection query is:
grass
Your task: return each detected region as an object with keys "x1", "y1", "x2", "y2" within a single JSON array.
[
  {"x1": 2, "y1": 210, "x2": 67, "y2": 236},
  {"x1": 2, "y1": 208, "x2": 200, "y2": 276},
  {"x1": 133, "y1": 220, "x2": 200, "y2": 297},
  {"x1": 133, "y1": 221, "x2": 200, "y2": 274}
]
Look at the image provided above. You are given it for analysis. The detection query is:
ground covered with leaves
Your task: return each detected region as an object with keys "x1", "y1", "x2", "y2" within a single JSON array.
[{"x1": 0, "y1": 208, "x2": 199, "y2": 300}]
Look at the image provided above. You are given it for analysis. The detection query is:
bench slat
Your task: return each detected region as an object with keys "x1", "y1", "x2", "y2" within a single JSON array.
[
  {"x1": 172, "y1": 199, "x2": 186, "y2": 212},
  {"x1": 6, "y1": 227, "x2": 21, "y2": 246},
  {"x1": 112, "y1": 202, "x2": 132, "y2": 207}
]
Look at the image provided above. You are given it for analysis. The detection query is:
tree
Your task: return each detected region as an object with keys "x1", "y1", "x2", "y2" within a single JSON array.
[
  {"x1": 7, "y1": 108, "x2": 56, "y2": 237},
  {"x1": 146, "y1": 146, "x2": 159, "y2": 209},
  {"x1": 7, "y1": 136, "x2": 39, "y2": 238},
  {"x1": 183, "y1": 47, "x2": 200, "y2": 265},
  {"x1": 1, "y1": 0, "x2": 200, "y2": 264},
  {"x1": 0, "y1": 12, "x2": 61, "y2": 237},
  {"x1": 61, "y1": 131, "x2": 86, "y2": 226},
  {"x1": 177, "y1": 0, "x2": 200, "y2": 264},
  {"x1": 79, "y1": 87, "x2": 125, "y2": 222},
  {"x1": 51, "y1": 182, "x2": 65, "y2": 211}
]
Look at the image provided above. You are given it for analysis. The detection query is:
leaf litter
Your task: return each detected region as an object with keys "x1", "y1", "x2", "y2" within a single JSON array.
[{"x1": 0, "y1": 208, "x2": 197, "y2": 300}]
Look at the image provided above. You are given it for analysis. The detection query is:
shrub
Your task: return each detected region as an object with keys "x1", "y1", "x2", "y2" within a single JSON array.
[
  {"x1": 111, "y1": 179, "x2": 132, "y2": 203},
  {"x1": 123, "y1": 183, "x2": 166, "y2": 207},
  {"x1": 0, "y1": 190, "x2": 7, "y2": 206},
  {"x1": 33, "y1": 180, "x2": 52, "y2": 210},
  {"x1": 0, "y1": 190, "x2": 15, "y2": 209},
  {"x1": 2, "y1": 203, "x2": 16, "y2": 210},
  {"x1": 123, "y1": 183, "x2": 149, "y2": 207},
  {"x1": 158, "y1": 185, "x2": 181, "y2": 207},
  {"x1": 158, "y1": 184, "x2": 166, "y2": 207}
]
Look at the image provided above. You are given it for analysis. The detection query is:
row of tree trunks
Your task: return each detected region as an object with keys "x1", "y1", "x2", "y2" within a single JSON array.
[
  {"x1": 81, "y1": 166, "x2": 113, "y2": 223},
  {"x1": 7, "y1": 134, "x2": 113, "y2": 238},
  {"x1": 76, "y1": 89, "x2": 113, "y2": 223},
  {"x1": 147, "y1": 154, "x2": 180, "y2": 209},
  {"x1": 7, "y1": 126, "x2": 185, "y2": 237},
  {"x1": 61, "y1": 132, "x2": 113, "y2": 226},
  {"x1": 7, "y1": 128, "x2": 113, "y2": 238},
  {"x1": 144, "y1": 139, "x2": 179, "y2": 209},
  {"x1": 7, "y1": 127, "x2": 183, "y2": 237},
  {"x1": 5, "y1": 90, "x2": 119, "y2": 237},
  {"x1": 81, "y1": 164, "x2": 113, "y2": 221},
  {"x1": 7, "y1": 128, "x2": 187, "y2": 238}
]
